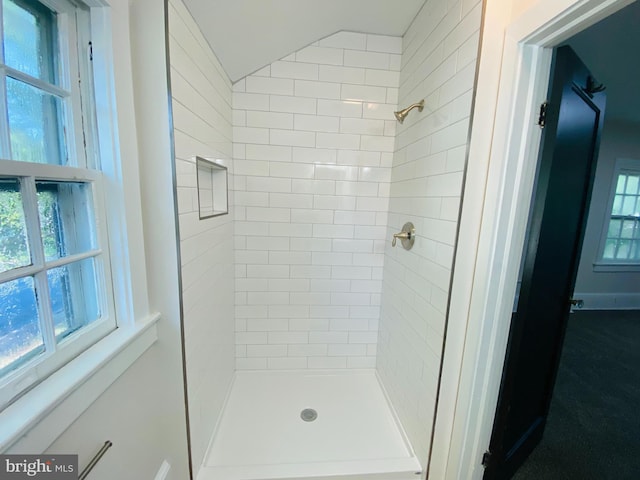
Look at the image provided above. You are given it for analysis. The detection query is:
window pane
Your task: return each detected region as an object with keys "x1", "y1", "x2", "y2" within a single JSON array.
[
  {"x1": 603, "y1": 239, "x2": 617, "y2": 259},
  {"x1": 48, "y1": 257, "x2": 101, "y2": 343},
  {"x1": 3, "y1": 0, "x2": 57, "y2": 83},
  {"x1": 616, "y1": 239, "x2": 631, "y2": 259},
  {"x1": 612, "y1": 195, "x2": 623, "y2": 215},
  {"x1": 7, "y1": 77, "x2": 65, "y2": 165},
  {"x1": 631, "y1": 241, "x2": 640, "y2": 261},
  {"x1": 0, "y1": 276, "x2": 44, "y2": 377},
  {"x1": 0, "y1": 178, "x2": 30, "y2": 272},
  {"x1": 620, "y1": 220, "x2": 636, "y2": 239},
  {"x1": 622, "y1": 196, "x2": 636, "y2": 215},
  {"x1": 616, "y1": 174, "x2": 627, "y2": 194},
  {"x1": 625, "y1": 175, "x2": 639, "y2": 195},
  {"x1": 37, "y1": 182, "x2": 96, "y2": 261},
  {"x1": 607, "y1": 219, "x2": 621, "y2": 238}
]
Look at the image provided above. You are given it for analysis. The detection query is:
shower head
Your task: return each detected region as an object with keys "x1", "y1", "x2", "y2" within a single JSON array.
[{"x1": 394, "y1": 99, "x2": 425, "y2": 124}]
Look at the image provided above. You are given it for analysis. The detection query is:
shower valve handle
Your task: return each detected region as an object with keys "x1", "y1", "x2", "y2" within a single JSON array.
[
  {"x1": 391, "y1": 222, "x2": 416, "y2": 250},
  {"x1": 392, "y1": 231, "x2": 411, "y2": 247}
]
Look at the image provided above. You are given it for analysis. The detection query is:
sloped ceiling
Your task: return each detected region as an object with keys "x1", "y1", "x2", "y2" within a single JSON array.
[
  {"x1": 568, "y1": 0, "x2": 640, "y2": 122},
  {"x1": 181, "y1": 0, "x2": 426, "y2": 82}
]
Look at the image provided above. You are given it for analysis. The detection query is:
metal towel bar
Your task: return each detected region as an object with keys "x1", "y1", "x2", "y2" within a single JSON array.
[{"x1": 79, "y1": 441, "x2": 112, "y2": 480}]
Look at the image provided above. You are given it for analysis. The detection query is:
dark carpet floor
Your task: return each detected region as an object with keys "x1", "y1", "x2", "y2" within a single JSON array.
[{"x1": 513, "y1": 310, "x2": 640, "y2": 480}]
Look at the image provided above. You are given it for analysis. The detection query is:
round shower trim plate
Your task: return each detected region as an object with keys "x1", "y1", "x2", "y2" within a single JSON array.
[{"x1": 300, "y1": 408, "x2": 318, "y2": 422}]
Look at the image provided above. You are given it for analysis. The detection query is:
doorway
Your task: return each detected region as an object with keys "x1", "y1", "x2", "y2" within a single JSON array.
[
  {"x1": 430, "y1": 0, "x2": 639, "y2": 478},
  {"x1": 511, "y1": 3, "x2": 640, "y2": 477},
  {"x1": 484, "y1": 43, "x2": 606, "y2": 478}
]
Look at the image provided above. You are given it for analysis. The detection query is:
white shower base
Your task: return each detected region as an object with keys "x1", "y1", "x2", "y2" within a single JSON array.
[{"x1": 196, "y1": 370, "x2": 422, "y2": 480}]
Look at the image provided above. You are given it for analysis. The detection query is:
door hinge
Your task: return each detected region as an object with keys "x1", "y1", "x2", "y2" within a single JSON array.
[
  {"x1": 89, "y1": 41, "x2": 93, "y2": 61},
  {"x1": 537, "y1": 102, "x2": 548, "y2": 128},
  {"x1": 482, "y1": 450, "x2": 492, "y2": 468}
]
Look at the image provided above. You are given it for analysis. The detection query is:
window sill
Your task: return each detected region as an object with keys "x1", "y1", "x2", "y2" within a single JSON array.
[
  {"x1": 593, "y1": 262, "x2": 640, "y2": 273},
  {"x1": 0, "y1": 313, "x2": 160, "y2": 453}
]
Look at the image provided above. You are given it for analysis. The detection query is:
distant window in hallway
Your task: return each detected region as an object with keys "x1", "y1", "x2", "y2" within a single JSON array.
[{"x1": 601, "y1": 159, "x2": 640, "y2": 262}]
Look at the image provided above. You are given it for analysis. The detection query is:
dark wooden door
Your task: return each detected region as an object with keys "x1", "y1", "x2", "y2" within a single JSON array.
[{"x1": 483, "y1": 46, "x2": 606, "y2": 479}]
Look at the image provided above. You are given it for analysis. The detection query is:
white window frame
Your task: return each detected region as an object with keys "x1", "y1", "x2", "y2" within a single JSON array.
[
  {"x1": 0, "y1": 0, "x2": 119, "y2": 407},
  {"x1": 594, "y1": 157, "x2": 640, "y2": 271},
  {"x1": 0, "y1": 0, "x2": 159, "y2": 453},
  {"x1": 0, "y1": 164, "x2": 117, "y2": 409}
]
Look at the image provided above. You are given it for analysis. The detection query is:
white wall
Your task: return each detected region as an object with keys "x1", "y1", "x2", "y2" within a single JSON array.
[
  {"x1": 46, "y1": 348, "x2": 189, "y2": 480},
  {"x1": 574, "y1": 118, "x2": 640, "y2": 308},
  {"x1": 167, "y1": 0, "x2": 236, "y2": 473},
  {"x1": 376, "y1": 0, "x2": 482, "y2": 467},
  {"x1": 232, "y1": 32, "x2": 400, "y2": 370},
  {"x1": 45, "y1": 0, "x2": 190, "y2": 478}
]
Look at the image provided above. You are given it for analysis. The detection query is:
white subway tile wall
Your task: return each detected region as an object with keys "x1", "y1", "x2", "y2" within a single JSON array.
[
  {"x1": 233, "y1": 32, "x2": 401, "y2": 370},
  {"x1": 168, "y1": 0, "x2": 235, "y2": 473},
  {"x1": 376, "y1": 0, "x2": 482, "y2": 466}
]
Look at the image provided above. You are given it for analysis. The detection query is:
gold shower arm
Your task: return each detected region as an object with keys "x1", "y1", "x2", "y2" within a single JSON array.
[{"x1": 394, "y1": 99, "x2": 425, "y2": 124}]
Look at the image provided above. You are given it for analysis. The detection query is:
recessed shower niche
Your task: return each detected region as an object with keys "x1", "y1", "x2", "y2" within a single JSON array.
[{"x1": 196, "y1": 156, "x2": 228, "y2": 219}]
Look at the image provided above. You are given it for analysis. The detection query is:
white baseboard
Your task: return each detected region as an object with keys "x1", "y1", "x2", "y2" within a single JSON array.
[
  {"x1": 572, "y1": 293, "x2": 640, "y2": 310},
  {"x1": 154, "y1": 460, "x2": 171, "y2": 480}
]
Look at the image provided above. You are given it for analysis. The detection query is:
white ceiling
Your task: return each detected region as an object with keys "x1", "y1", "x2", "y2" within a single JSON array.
[
  {"x1": 568, "y1": 0, "x2": 640, "y2": 122},
  {"x1": 181, "y1": 0, "x2": 426, "y2": 82}
]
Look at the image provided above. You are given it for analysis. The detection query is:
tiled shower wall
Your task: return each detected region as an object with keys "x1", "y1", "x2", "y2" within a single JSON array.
[
  {"x1": 377, "y1": 0, "x2": 482, "y2": 466},
  {"x1": 232, "y1": 32, "x2": 401, "y2": 370},
  {"x1": 168, "y1": 0, "x2": 235, "y2": 471}
]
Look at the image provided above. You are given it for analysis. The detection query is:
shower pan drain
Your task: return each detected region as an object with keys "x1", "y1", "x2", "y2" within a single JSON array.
[{"x1": 300, "y1": 408, "x2": 318, "y2": 422}]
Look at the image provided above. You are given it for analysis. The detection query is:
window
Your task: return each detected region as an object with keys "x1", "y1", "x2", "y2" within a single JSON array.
[
  {"x1": 0, "y1": 0, "x2": 115, "y2": 409},
  {"x1": 599, "y1": 159, "x2": 640, "y2": 264}
]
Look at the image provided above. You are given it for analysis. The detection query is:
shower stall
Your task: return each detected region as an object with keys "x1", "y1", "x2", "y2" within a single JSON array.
[{"x1": 166, "y1": 0, "x2": 482, "y2": 478}]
